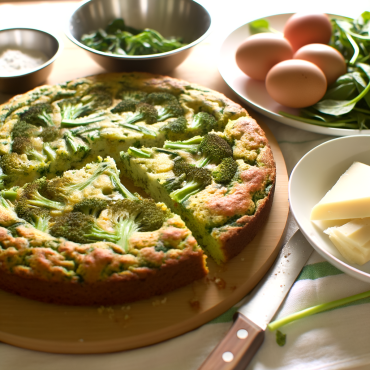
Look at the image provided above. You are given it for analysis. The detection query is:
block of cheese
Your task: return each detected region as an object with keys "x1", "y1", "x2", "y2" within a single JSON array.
[
  {"x1": 325, "y1": 218, "x2": 370, "y2": 265},
  {"x1": 311, "y1": 162, "x2": 370, "y2": 220}
]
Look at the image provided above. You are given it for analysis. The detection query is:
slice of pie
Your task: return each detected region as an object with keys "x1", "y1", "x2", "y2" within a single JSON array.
[
  {"x1": 0, "y1": 157, "x2": 207, "y2": 305},
  {"x1": 120, "y1": 116, "x2": 276, "y2": 264}
]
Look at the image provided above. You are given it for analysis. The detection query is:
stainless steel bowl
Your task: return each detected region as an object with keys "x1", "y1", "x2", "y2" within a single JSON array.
[
  {"x1": 0, "y1": 28, "x2": 62, "y2": 94},
  {"x1": 66, "y1": 0, "x2": 212, "y2": 74}
]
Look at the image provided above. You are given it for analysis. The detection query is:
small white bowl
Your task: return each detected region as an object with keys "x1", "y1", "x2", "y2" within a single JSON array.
[{"x1": 289, "y1": 135, "x2": 370, "y2": 283}]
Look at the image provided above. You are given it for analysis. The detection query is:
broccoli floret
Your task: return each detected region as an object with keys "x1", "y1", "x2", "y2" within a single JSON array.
[
  {"x1": 164, "y1": 133, "x2": 233, "y2": 167},
  {"x1": 1, "y1": 188, "x2": 18, "y2": 201},
  {"x1": 12, "y1": 137, "x2": 46, "y2": 162},
  {"x1": 64, "y1": 131, "x2": 90, "y2": 155},
  {"x1": 12, "y1": 120, "x2": 39, "y2": 138},
  {"x1": 50, "y1": 196, "x2": 166, "y2": 246},
  {"x1": 41, "y1": 177, "x2": 66, "y2": 202},
  {"x1": 48, "y1": 161, "x2": 111, "y2": 197},
  {"x1": 0, "y1": 153, "x2": 23, "y2": 174},
  {"x1": 104, "y1": 165, "x2": 137, "y2": 200},
  {"x1": 212, "y1": 157, "x2": 238, "y2": 184},
  {"x1": 12, "y1": 133, "x2": 56, "y2": 164},
  {"x1": 46, "y1": 160, "x2": 135, "y2": 201},
  {"x1": 43, "y1": 143, "x2": 57, "y2": 161},
  {"x1": 110, "y1": 99, "x2": 136, "y2": 114},
  {"x1": 28, "y1": 208, "x2": 50, "y2": 232},
  {"x1": 19, "y1": 178, "x2": 64, "y2": 211},
  {"x1": 39, "y1": 126, "x2": 60, "y2": 142},
  {"x1": 160, "y1": 116, "x2": 188, "y2": 139},
  {"x1": 109, "y1": 101, "x2": 158, "y2": 136},
  {"x1": 69, "y1": 122, "x2": 104, "y2": 138},
  {"x1": 157, "y1": 102, "x2": 184, "y2": 122},
  {"x1": 73, "y1": 198, "x2": 110, "y2": 218},
  {"x1": 19, "y1": 103, "x2": 55, "y2": 127},
  {"x1": 189, "y1": 112, "x2": 217, "y2": 134},
  {"x1": 120, "y1": 121, "x2": 157, "y2": 137},
  {"x1": 58, "y1": 91, "x2": 112, "y2": 127},
  {"x1": 125, "y1": 102, "x2": 158, "y2": 125},
  {"x1": 116, "y1": 90, "x2": 147, "y2": 102},
  {"x1": 164, "y1": 173, "x2": 186, "y2": 192},
  {"x1": 50, "y1": 212, "x2": 118, "y2": 244},
  {"x1": 0, "y1": 194, "x2": 19, "y2": 224},
  {"x1": 15, "y1": 199, "x2": 50, "y2": 232},
  {"x1": 127, "y1": 147, "x2": 152, "y2": 158},
  {"x1": 145, "y1": 92, "x2": 177, "y2": 105},
  {"x1": 0, "y1": 153, "x2": 28, "y2": 189},
  {"x1": 197, "y1": 133, "x2": 233, "y2": 167},
  {"x1": 144, "y1": 92, "x2": 183, "y2": 121},
  {"x1": 108, "y1": 198, "x2": 168, "y2": 251},
  {"x1": 163, "y1": 136, "x2": 203, "y2": 154},
  {"x1": 169, "y1": 159, "x2": 212, "y2": 203}
]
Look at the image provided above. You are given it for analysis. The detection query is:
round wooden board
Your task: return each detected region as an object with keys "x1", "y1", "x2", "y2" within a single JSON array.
[{"x1": 0, "y1": 119, "x2": 289, "y2": 354}]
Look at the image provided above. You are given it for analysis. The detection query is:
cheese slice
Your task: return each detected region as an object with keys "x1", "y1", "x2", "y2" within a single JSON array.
[
  {"x1": 325, "y1": 218, "x2": 370, "y2": 265},
  {"x1": 311, "y1": 162, "x2": 370, "y2": 220}
]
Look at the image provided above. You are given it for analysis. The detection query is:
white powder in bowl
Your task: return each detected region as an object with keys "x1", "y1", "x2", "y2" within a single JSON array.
[{"x1": 0, "y1": 48, "x2": 49, "y2": 76}]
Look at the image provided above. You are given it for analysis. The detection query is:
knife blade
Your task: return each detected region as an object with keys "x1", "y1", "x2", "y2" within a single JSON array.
[{"x1": 198, "y1": 229, "x2": 313, "y2": 370}]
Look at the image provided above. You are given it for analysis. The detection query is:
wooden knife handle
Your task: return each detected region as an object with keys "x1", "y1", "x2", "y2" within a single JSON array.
[{"x1": 198, "y1": 313, "x2": 265, "y2": 370}]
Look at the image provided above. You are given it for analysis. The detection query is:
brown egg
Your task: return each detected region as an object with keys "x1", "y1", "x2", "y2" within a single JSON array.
[
  {"x1": 284, "y1": 13, "x2": 332, "y2": 52},
  {"x1": 294, "y1": 44, "x2": 347, "y2": 85},
  {"x1": 235, "y1": 33, "x2": 293, "y2": 81},
  {"x1": 266, "y1": 59, "x2": 327, "y2": 108}
]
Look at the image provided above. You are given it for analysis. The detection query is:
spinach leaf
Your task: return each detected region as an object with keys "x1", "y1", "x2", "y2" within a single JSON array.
[
  {"x1": 249, "y1": 19, "x2": 280, "y2": 35},
  {"x1": 81, "y1": 17, "x2": 186, "y2": 56}
]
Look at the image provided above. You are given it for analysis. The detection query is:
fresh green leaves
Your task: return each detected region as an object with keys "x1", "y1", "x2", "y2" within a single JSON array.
[
  {"x1": 81, "y1": 18, "x2": 186, "y2": 56},
  {"x1": 266, "y1": 12, "x2": 370, "y2": 130},
  {"x1": 280, "y1": 63, "x2": 370, "y2": 129},
  {"x1": 249, "y1": 19, "x2": 280, "y2": 35}
]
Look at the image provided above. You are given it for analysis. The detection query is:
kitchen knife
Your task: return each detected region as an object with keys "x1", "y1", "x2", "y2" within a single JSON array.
[{"x1": 198, "y1": 229, "x2": 314, "y2": 370}]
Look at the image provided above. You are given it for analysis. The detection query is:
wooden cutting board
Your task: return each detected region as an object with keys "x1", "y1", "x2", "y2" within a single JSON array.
[{"x1": 0, "y1": 120, "x2": 289, "y2": 354}]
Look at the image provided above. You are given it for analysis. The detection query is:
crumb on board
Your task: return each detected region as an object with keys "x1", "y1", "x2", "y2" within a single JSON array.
[
  {"x1": 97, "y1": 306, "x2": 115, "y2": 314},
  {"x1": 189, "y1": 299, "x2": 201, "y2": 310},
  {"x1": 97, "y1": 305, "x2": 131, "y2": 322},
  {"x1": 152, "y1": 297, "x2": 168, "y2": 306},
  {"x1": 214, "y1": 277, "x2": 226, "y2": 289}
]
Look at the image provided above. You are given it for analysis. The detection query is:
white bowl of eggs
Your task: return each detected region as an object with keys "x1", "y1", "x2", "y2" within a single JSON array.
[
  {"x1": 235, "y1": 13, "x2": 346, "y2": 109},
  {"x1": 218, "y1": 12, "x2": 364, "y2": 136}
]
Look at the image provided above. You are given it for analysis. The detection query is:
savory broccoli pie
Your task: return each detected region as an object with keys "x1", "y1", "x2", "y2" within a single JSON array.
[{"x1": 0, "y1": 72, "x2": 275, "y2": 304}]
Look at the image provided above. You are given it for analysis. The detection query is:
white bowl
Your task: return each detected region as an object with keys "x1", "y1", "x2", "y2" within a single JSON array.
[
  {"x1": 218, "y1": 13, "x2": 369, "y2": 137},
  {"x1": 289, "y1": 135, "x2": 370, "y2": 283}
]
